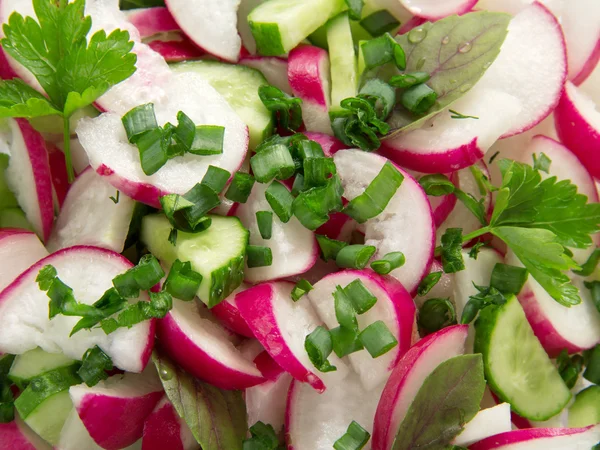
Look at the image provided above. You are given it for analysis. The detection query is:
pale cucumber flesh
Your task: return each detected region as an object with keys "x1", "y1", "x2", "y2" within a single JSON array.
[
  {"x1": 327, "y1": 12, "x2": 358, "y2": 111},
  {"x1": 9, "y1": 348, "x2": 75, "y2": 389},
  {"x1": 25, "y1": 391, "x2": 73, "y2": 446},
  {"x1": 568, "y1": 386, "x2": 600, "y2": 427}
]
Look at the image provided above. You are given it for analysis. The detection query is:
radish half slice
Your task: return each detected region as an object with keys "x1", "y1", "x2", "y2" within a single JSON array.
[
  {"x1": 0, "y1": 414, "x2": 51, "y2": 450},
  {"x1": 142, "y1": 396, "x2": 198, "y2": 450},
  {"x1": 211, "y1": 283, "x2": 254, "y2": 338},
  {"x1": 469, "y1": 425, "x2": 600, "y2": 450},
  {"x1": 334, "y1": 150, "x2": 434, "y2": 294},
  {"x1": 125, "y1": 7, "x2": 180, "y2": 39},
  {"x1": 0, "y1": 229, "x2": 48, "y2": 293},
  {"x1": 452, "y1": 403, "x2": 512, "y2": 447},
  {"x1": 0, "y1": 246, "x2": 155, "y2": 373},
  {"x1": 398, "y1": 0, "x2": 477, "y2": 20}
]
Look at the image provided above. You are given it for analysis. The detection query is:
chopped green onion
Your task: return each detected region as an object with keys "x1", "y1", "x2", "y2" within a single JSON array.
[
  {"x1": 359, "y1": 320, "x2": 398, "y2": 357},
  {"x1": 168, "y1": 228, "x2": 178, "y2": 246},
  {"x1": 418, "y1": 298, "x2": 457, "y2": 335},
  {"x1": 573, "y1": 248, "x2": 600, "y2": 276},
  {"x1": 251, "y1": 144, "x2": 296, "y2": 183},
  {"x1": 334, "y1": 286, "x2": 358, "y2": 331},
  {"x1": 291, "y1": 173, "x2": 305, "y2": 196},
  {"x1": 259, "y1": 85, "x2": 303, "y2": 132},
  {"x1": 360, "y1": 33, "x2": 405, "y2": 71},
  {"x1": 359, "y1": 10, "x2": 399, "y2": 36},
  {"x1": 344, "y1": 0, "x2": 364, "y2": 20},
  {"x1": 181, "y1": 183, "x2": 221, "y2": 229},
  {"x1": 440, "y1": 228, "x2": 465, "y2": 273},
  {"x1": 131, "y1": 254, "x2": 165, "y2": 291},
  {"x1": 303, "y1": 157, "x2": 336, "y2": 189},
  {"x1": 136, "y1": 127, "x2": 168, "y2": 176},
  {"x1": 316, "y1": 234, "x2": 349, "y2": 261},
  {"x1": 556, "y1": 349, "x2": 584, "y2": 389},
  {"x1": 305, "y1": 326, "x2": 337, "y2": 372},
  {"x1": 265, "y1": 181, "x2": 294, "y2": 223},
  {"x1": 109, "y1": 191, "x2": 120, "y2": 204},
  {"x1": 584, "y1": 345, "x2": 600, "y2": 384},
  {"x1": 201, "y1": 166, "x2": 230, "y2": 193},
  {"x1": 417, "y1": 271, "x2": 443, "y2": 296},
  {"x1": 296, "y1": 139, "x2": 325, "y2": 161},
  {"x1": 247, "y1": 245, "x2": 273, "y2": 268},
  {"x1": 460, "y1": 285, "x2": 507, "y2": 325},
  {"x1": 330, "y1": 326, "x2": 364, "y2": 358},
  {"x1": 0, "y1": 355, "x2": 15, "y2": 423},
  {"x1": 532, "y1": 152, "x2": 552, "y2": 174},
  {"x1": 36, "y1": 265, "x2": 57, "y2": 291},
  {"x1": 401, "y1": 83, "x2": 437, "y2": 115},
  {"x1": 370, "y1": 252, "x2": 405, "y2": 274},
  {"x1": 45, "y1": 276, "x2": 99, "y2": 319},
  {"x1": 490, "y1": 263, "x2": 528, "y2": 295},
  {"x1": 336, "y1": 245, "x2": 376, "y2": 269},
  {"x1": 389, "y1": 72, "x2": 431, "y2": 89},
  {"x1": 70, "y1": 288, "x2": 127, "y2": 336},
  {"x1": 122, "y1": 103, "x2": 158, "y2": 143},
  {"x1": 225, "y1": 172, "x2": 255, "y2": 204},
  {"x1": 419, "y1": 174, "x2": 455, "y2": 196},
  {"x1": 359, "y1": 79, "x2": 396, "y2": 120},
  {"x1": 100, "y1": 290, "x2": 173, "y2": 334},
  {"x1": 256, "y1": 211, "x2": 274, "y2": 240},
  {"x1": 449, "y1": 109, "x2": 479, "y2": 120},
  {"x1": 243, "y1": 421, "x2": 280, "y2": 449},
  {"x1": 163, "y1": 259, "x2": 203, "y2": 301},
  {"x1": 291, "y1": 279, "x2": 313, "y2": 301},
  {"x1": 343, "y1": 161, "x2": 404, "y2": 223},
  {"x1": 78, "y1": 346, "x2": 113, "y2": 387},
  {"x1": 173, "y1": 111, "x2": 196, "y2": 150},
  {"x1": 333, "y1": 421, "x2": 371, "y2": 450},
  {"x1": 189, "y1": 125, "x2": 225, "y2": 155},
  {"x1": 584, "y1": 281, "x2": 600, "y2": 314},
  {"x1": 293, "y1": 175, "x2": 344, "y2": 230},
  {"x1": 343, "y1": 279, "x2": 377, "y2": 314}
]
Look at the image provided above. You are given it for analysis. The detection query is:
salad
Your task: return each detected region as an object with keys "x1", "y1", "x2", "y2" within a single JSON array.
[{"x1": 0, "y1": 0, "x2": 599, "y2": 449}]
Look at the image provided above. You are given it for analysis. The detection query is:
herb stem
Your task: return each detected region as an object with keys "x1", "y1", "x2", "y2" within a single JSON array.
[
  {"x1": 434, "y1": 226, "x2": 491, "y2": 257},
  {"x1": 63, "y1": 116, "x2": 74, "y2": 183}
]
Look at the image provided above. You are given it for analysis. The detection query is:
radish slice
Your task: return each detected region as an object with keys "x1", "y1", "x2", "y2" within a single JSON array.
[
  {"x1": 303, "y1": 132, "x2": 348, "y2": 157},
  {"x1": 469, "y1": 425, "x2": 600, "y2": 450},
  {"x1": 372, "y1": 325, "x2": 468, "y2": 450},
  {"x1": 380, "y1": 86, "x2": 522, "y2": 173},
  {"x1": 398, "y1": 0, "x2": 477, "y2": 20},
  {"x1": 554, "y1": 81, "x2": 600, "y2": 180},
  {"x1": 0, "y1": 414, "x2": 51, "y2": 450},
  {"x1": 235, "y1": 281, "x2": 350, "y2": 392},
  {"x1": 69, "y1": 369, "x2": 163, "y2": 450},
  {"x1": 288, "y1": 45, "x2": 333, "y2": 135},
  {"x1": 47, "y1": 168, "x2": 135, "y2": 254},
  {"x1": 315, "y1": 212, "x2": 356, "y2": 242},
  {"x1": 307, "y1": 270, "x2": 415, "y2": 391},
  {"x1": 334, "y1": 150, "x2": 434, "y2": 294},
  {"x1": 240, "y1": 56, "x2": 292, "y2": 95},
  {"x1": 0, "y1": 229, "x2": 48, "y2": 293},
  {"x1": 452, "y1": 403, "x2": 512, "y2": 447},
  {"x1": 46, "y1": 143, "x2": 69, "y2": 209},
  {"x1": 286, "y1": 374, "x2": 383, "y2": 450},
  {"x1": 0, "y1": 246, "x2": 155, "y2": 373},
  {"x1": 235, "y1": 182, "x2": 318, "y2": 283},
  {"x1": 147, "y1": 38, "x2": 204, "y2": 62},
  {"x1": 2, "y1": 119, "x2": 54, "y2": 241},
  {"x1": 125, "y1": 7, "x2": 180, "y2": 38},
  {"x1": 142, "y1": 396, "x2": 198, "y2": 450},
  {"x1": 210, "y1": 283, "x2": 254, "y2": 338},
  {"x1": 77, "y1": 72, "x2": 249, "y2": 208},
  {"x1": 164, "y1": 0, "x2": 241, "y2": 62}
]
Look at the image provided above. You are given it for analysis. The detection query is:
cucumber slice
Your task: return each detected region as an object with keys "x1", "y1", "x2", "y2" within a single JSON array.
[
  {"x1": 171, "y1": 61, "x2": 273, "y2": 150},
  {"x1": 248, "y1": 0, "x2": 346, "y2": 56},
  {"x1": 9, "y1": 348, "x2": 75, "y2": 389},
  {"x1": 327, "y1": 13, "x2": 358, "y2": 111},
  {"x1": 141, "y1": 214, "x2": 249, "y2": 308},
  {"x1": 24, "y1": 391, "x2": 73, "y2": 446},
  {"x1": 569, "y1": 386, "x2": 600, "y2": 427},
  {"x1": 474, "y1": 295, "x2": 571, "y2": 421},
  {"x1": 0, "y1": 207, "x2": 34, "y2": 231}
]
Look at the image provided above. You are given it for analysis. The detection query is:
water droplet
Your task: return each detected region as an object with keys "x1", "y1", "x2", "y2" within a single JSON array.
[
  {"x1": 159, "y1": 365, "x2": 174, "y2": 381},
  {"x1": 442, "y1": 36, "x2": 450, "y2": 45},
  {"x1": 483, "y1": 61, "x2": 492, "y2": 69},
  {"x1": 408, "y1": 28, "x2": 427, "y2": 44},
  {"x1": 458, "y1": 42, "x2": 472, "y2": 53},
  {"x1": 416, "y1": 57, "x2": 427, "y2": 70},
  {"x1": 460, "y1": 83, "x2": 473, "y2": 93}
]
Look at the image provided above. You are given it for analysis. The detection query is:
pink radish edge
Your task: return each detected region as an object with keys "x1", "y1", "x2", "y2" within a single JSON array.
[
  {"x1": 469, "y1": 426, "x2": 598, "y2": 449},
  {"x1": 303, "y1": 132, "x2": 349, "y2": 157},
  {"x1": 572, "y1": 38, "x2": 600, "y2": 86},
  {"x1": 211, "y1": 297, "x2": 254, "y2": 338},
  {"x1": 126, "y1": 7, "x2": 180, "y2": 38},
  {"x1": 288, "y1": 45, "x2": 329, "y2": 106},
  {"x1": 147, "y1": 39, "x2": 205, "y2": 62},
  {"x1": 400, "y1": 0, "x2": 477, "y2": 21}
]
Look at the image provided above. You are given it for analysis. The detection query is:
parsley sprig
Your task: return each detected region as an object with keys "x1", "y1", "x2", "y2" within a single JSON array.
[{"x1": 0, "y1": 0, "x2": 137, "y2": 181}]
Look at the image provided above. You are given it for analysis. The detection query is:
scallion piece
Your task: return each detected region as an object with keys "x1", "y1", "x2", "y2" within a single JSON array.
[
  {"x1": 316, "y1": 234, "x2": 348, "y2": 261},
  {"x1": 293, "y1": 175, "x2": 344, "y2": 230},
  {"x1": 225, "y1": 172, "x2": 255, "y2": 204},
  {"x1": 418, "y1": 298, "x2": 457, "y2": 335},
  {"x1": 417, "y1": 271, "x2": 443, "y2": 296},
  {"x1": 333, "y1": 421, "x2": 371, "y2": 450},
  {"x1": 359, "y1": 79, "x2": 396, "y2": 120},
  {"x1": 78, "y1": 346, "x2": 113, "y2": 387},
  {"x1": 344, "y1": 0, "x2": 364, "y2": 20},
  {"x1": 163, "y1": 259, "x2": 203, "y2": 301},
  {"x1": 303, "y1": 157, "x2": 336, "y2": 189},
  {"x1": 136, "y1": 127, "x2": 168, "y2": 176},
  {"x1": 305, "y1": 326, "x2": 337, "y2": 372},
  {"x1": 389, "y1": 71, "x2": 431, "y2": 89},
  {"x1": 189, "y1": 125, "x2": 225, "y2": 155},
  {"x1": 573, "y1": 248, "x2": 600, "y2": 276},
  {"x1": 584, "y1": 345, "x2": 600, "y2": 384},
  {"x1": 585, "y1": 281, "x2": 600, "y2": 314},
  {"x1": 359, "y1": 10, "x2": 399, "y2": 37},
  {"x1": 336, "y1": 245, "x2": 376, "y2": 269},
  {"x1": 401, "y1": 83, "x2": 438, "y2": 115},
  {"x1": 343, "y1": 279, "x2": 377, "y2": 314},
  {"x1": 359, "y1": 320, "x2": 398, "y2": 358},
  {"x1": 291, "y1": 173, "x2": 305, "y2": 196},
  {"x1": 201, "y1": 166, "x2": 230, "y2": 193},
  {"x1": 265, "y1": 181, "x2": 294, "y2": 223},
  {"x1": 256, "y1": 211, "x2": 273, "y2": 240},
  {"x1": 247, "y1": 245, "x2": 273, "y2": 268},
  {"x1": 131, "y1": 254, "x2": 165, "y2": 291},
  {"x1": 296, "y1": 139, "x2": 325, "y2": 161},
  {"x1": 419, "y1": 173, "x2": 455, "y2": 196},
  {"x1": 291, "y1": 278, "x2": 313, "y2": 301},
  {"x1": 173, "y1": 111, "x2": 196, "y2": 150},
  {"x1": 330, "y1": 326, "x2": 364, "y2": 358},
  {"x1": 334, "y1": 286, "x2": 358, "y2": 331},
  {"x1": 361, "y1": 34, "x2": 396, "y2": 70},
  {"x1": 181, "y1": 183, "x2": 221, "y2": 228},
  {"x1": 250, "y1": 144, "x2": 296, "y2": 183},
  {"x1": 370, "y1": 252, "x2": 405, "y2": 275},
  {"x1": 490, "y1": 263, "x2": 528, "y2": 295},
  {"x1": 122, "y1": 103, "x2": 158, "y2": 144},
  {"x1": 259, "y1": 85, "x2": 303, "y2": 132}
]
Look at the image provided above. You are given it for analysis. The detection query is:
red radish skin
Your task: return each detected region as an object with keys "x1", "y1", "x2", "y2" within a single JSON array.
[
  {"x1": 142, "y1": 397, "x2": 197, "y2": 450},
  {"x1": 302, "y1": 132, "x2": 348, "y2": 157},
  {"x1": 0, "y1": 416, "x2": 51, "y2": 450},
  {"x1": 372, "y1": 325, "x2": 468, "y2": 450},
  {"x1": 95, "y1": 164, "x2": 166, "y2": 209},
  {"x1": 399, "y1": 0, "x2": 477, "y2": 20},
  {"x1": 397, "y1": 15, "x2": 426, "y2": 34},
  {"x1": 573, "y1": 38, "x2": 600, "y2": 86},
  {"x1": 0, "y1": 44, "x2": 17, "y2": 79},
  {"x1": 46, "y1": 143, "x2": 69, "y2": 208},
  {"x1": 469, "y1": 425, "x2": 600, "y2": 449},
  {"x1": 210, "y1": 284, "x2": 255, "y2": 338},
  {"x1": 126, "y1": 7, "x2": 180, "y2": 38},
  {"x1": 315, "y1": 212, "x2": 355, "y2": 241},
  {"x1": 425, "y1": 172, "x2": 458, "y2": 227},
  {"x1": 147, "y1": 39, "x2": 204, "y2": 62},
  {"x1": 0, "y1": 229, "x2": 48, "y2": 293}
]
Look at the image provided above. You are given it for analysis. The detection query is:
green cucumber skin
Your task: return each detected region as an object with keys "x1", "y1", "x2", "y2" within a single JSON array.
[
  {"x1": 249, "y1": 22, "x2": 286, "y2": 56},
  {"x1": 569, "y1": 386, "x2": 600, "y2": 427},
  {"x1": 9, "y1": 348, "x2": 76, "y2": 389},
  {"x1": 208, "y1": 252, "x2": 246, "y2": 308}
]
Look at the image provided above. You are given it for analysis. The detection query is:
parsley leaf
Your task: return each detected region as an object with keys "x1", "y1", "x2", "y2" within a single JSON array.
[
  {"x1": 440, "y1": 228, "x2": 465, "y2": 273},
  {"x1": 532, "y1": 152, "x2": 551, "y2": 173},
  {"x1": 0, "y1": 79, "x2": 60, "y2": 117}
]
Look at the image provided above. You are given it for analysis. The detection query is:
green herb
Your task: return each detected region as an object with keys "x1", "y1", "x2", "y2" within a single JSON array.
[
  {"x1": 573, "y1": 248, "x2": 600, "y2": 276},
  {"x1": 113, "y1": 254, "x2": 165, "y2": 297},
  {"x1": 305, "y1": 326, "x2": 337, "y2": 372},
  {"x1": 302, "y1": 157, "x2": 336, "y2": 190},
  {"x1": 265, "y1": 181, "x2": 294, "y2": 223},
  {"x1": 449, "y1": 110, "x2": 479, "y2": 120},
  {"x1": 460, "y1": 284, "x2": 507, "y2": 325},
  {"x1": 201, "y1": 166, "x2": 230, "y2": 193},
  {"x1": 163, "y1": 259, "x2": 203, "y2": 301},
  {"x1": 78, "y1": 346, "x2": 113, "y2": 387},
  {"x1": 109, "y1": 191, "x2": 120, "y2": 204},
  {"x1": 585, "y1": 281, "x2": 600, "y2": 314},
  {"x1": 468, "y1": 242, "x2": 486, "y2": 259},
  {"x1": 360, "y1": 34, "x2": 406, "y2": 71},
  {"x1": 247, "y1": 245, "x2": 273, "y2": 268},
  {"x1": 316, "y1": 234, "x2": 349, "y2": 261},
  {"x1": 418, "y1": 298, "x2": 456, "y2": 335},
  {"x1": 490, "y1": 263, "x2": 528, "y2": 295},
  {"x1": 334, "y1": 286, "x2": 359, "y2": 332},
  {"x1": 0, "y1": 0, "x2": 138, "y2": 182},
  {"x1": 70, "y1": 288, "x2": 127, "y2": 336},
  {"x1": 330, "y1": 326, "x2": 364, "y2": 358},
  {"x1": 488, "y1": 151, "x2": 500, "y2": 164},
  {"x1": 344, "y1": 0, "x2": 364, "y2": 20},
  {"x1": 168, "y1": 228, "x2": 178, "y2": 246},
  {"x1": 389, "y1": 72, "x2": 430, "y2": 89},
  {"x1": 454, "y1": 189, "x2": 487, "y2": 226},
  {"x1": 440, "y1": 228, "x2": 465, "y2": 273},
  {"x1": 401, "y1": 83, "x2": 437, "y2": 115},
  {"x1": 359, "y1": 320, "x2": 397, "y2": 357},
  {"x1": 336, "y1": 245, "x2": 377, "y2": 269},
  {"x1": 293, "y1": 175, "x2": 344, "y2": 230},
  {"x1": 333, "y1": 421, "x2": 370, "y2": 450},
  {"x1": 371, "y1": 251, "x2": 405, "y2": 274},
  {"x1": 392, "y1": 354, "x2": 485, "y2": 450},
  {"x1": 417, "y1": 271, "x2": 443, "y2": 296},
  {"x1": 584, "y1": 345, "x2": 600, "y2": 385},
  {"x1": 556, "y1": 349, "x2": 584, "y2": 389},
  {"x1": 470, "y1": 164, "x2": 496, "y2": 195},
  {"x1": 250, "y1": 144, "x2": 296, "y2": 183},
  {"x1": 359, "y1": 10, "x2": 399, "y2": 37},
  {"x1": 419, "y1": 174, "x2": 455, "y2": 196},
  {"x1": 243, "y1": 421, "x2": 284, "y2": 450},
  {"x1": 343, "y1": 279, "x2": 377, "y2": 314},
  {"x1": 0, "y1": 354, "x2": 15, "y2": 423},
  {"x1": 259, "y1": 85, "x2": 303, "y2": 132},
  {"x1": 120, "y1": 0, "x2": 165, "y2": 9},
  {"x1": 532, "y1": 152, "x2": 552, "y2": 174},
  {"x1": 256, "y1": 211, "x2": 274, "y2": 240},
  {"x1": 225, "y1": 172, "x2": 256, "y2": 204},
  {"x1": 291, "y1": 279, "x2": 313, "y2": 302}
]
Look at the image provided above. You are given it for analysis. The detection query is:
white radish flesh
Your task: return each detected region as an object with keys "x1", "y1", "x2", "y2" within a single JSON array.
[
  {"x1": 0, "y1": 229, "x2": 48, "y2": 293},
  {"x1": 469, "y1": 425, "x2": 600, "y2": 450},
  {"x1": 452, "y1": 403, "x2": 512, "y2": 447},
  {"x1": 399, "y1": 0, "x2": 477, "y2": 20}
]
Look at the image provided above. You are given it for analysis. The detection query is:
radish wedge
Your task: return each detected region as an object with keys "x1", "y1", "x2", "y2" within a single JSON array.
[
  {"x1": 70, "y1": 369, "x2": 163, "y2": 450},
  {"x1": 0, "y1": 246, "x2": 155, "y2": 373},
  {"x1": 77, "y1": 72, "x2": 249, "y2": 208},
  {"x1": 157, "y1": 298, "x2": 265, "y2": 390},
  {"x1": 47, "y1": 168, "x2": 135, "y2": 254},
  {"x1": 125, "y1": 7, "x2": 180, "y2": 39},
  {"x1": 0, "y1": 229, "x2": 48, "y2": 293},
  {"x1": 236, "y1": 281, "x2": 349, "y2": 392},
  {"x1": 211, "y1": 283, "x2": 254, "y2": 338},
  {"x1": 334, "y1": 150, "x2": 434, "y2": 294},
  {"x1": 147, "y1": 38, "x2": 205, "y2": 63},
  {"x1": 398, "y1": 0, "x2": 477, "y2": 20},
  {"x1": 240, "y1": 56, "x2": 292, "y2": 95},
  {"x1": 307, "y1": 270, "x2": 416, "y2": 391},
  {"x1": 372, "y1": 325, "x2": 468, "y2": 450},
  {"x1": 235, "y1": 182, "x2": 318, "y2": 283},
  {"x1": 452, "y1": 403, "x2": 512, "y2": 447},
  {"x1": 142, "y1": 396, "x2": 198, "y2": 450},
  {"x1": 469, "y1": 425, "x2": 600, "y2": 450},
  {"x1": 554, "y1": 81, "x2": 600, "y2": 180},
  {"x1": 0, "y1": 414, "x2": 51, "y2": 450}
]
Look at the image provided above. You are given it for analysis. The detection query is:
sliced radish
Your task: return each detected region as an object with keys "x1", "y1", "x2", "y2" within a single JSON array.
[
  {"x1": 142, "y1": 396, "x2": 198, "y2": 450},
  {"x1": 240, "y1": 56, "x2": 292, "y2": 95},
  {"x1": 288, "y1": 45, "x2": 332, "y2": 135},
  {"x1": 398, "y1": 0, "x2": 477, "y2": 20},
  {"x1": 125, "y1": 7, "x2": 180, "y2": 38},
  {"x1": 286, "y1": 374, "x2": 383, "y2": 450},
  {"x1": 47, "y1": 168, "x2": 135, "y2": 254},
  {"x1": 0, "y1": 414, "x2": 51, "y2": 450},
  {"x1": 235, "y1": 281, "x2": 350, "y2": 392},
  {"x1": 307, "y1": 270, "x2": 416, "y2": 391},
  {"x1": 334, "y1": 149, "x2": 434, "y2": 294},
  {"x1": 380, "y1": 86, "x2": 522, "y2": 173},
  {"x1": 235, "y1": 182, "x2": 318, "y2": 283},
  {"x1": 469, "y1": 425, "x2": 600, "y2": 450},
  {"x1": 69, "y1": 369, "x2": 164, "y2": 450},
  {"x1": 210, "y1": 283, "x2": 254, "y2": 338},
  {"x1": 2, "y1": 119, "x2": 54, "y2": 241},
  {"x1": 397, "y1": 15, "x2": 427, "y2": 34},
  {"x1": 0, "y1": 246, "x2": 155, "y2": 373},
  {"x1": 452, "y1": 403, "x2": 512, "y2": 447},
  {"x1": 147, "y1": 38, "x2": 205, "y2": 62},
  {"x1": 554, "y1": 81, "x2": 600, "y2": 180},
  {"x1": 302, "y1": 132, "x2": 348, "y2": 157},
  {"x1": 0, "y1": 229, "x2": 48, "y2": 293},
  {"x1": 164, "y1": 0, "x2": 241, "y2": 62},
  {"x1": 0, "y1": 44, "x2": 18, "y2": 79},
  {"x1": 315, "y1": 212, "x2": 356, "y2": 242},
  {"x1": 77, "y1": 71, "x2": 249, "y2": 208},
  {"x1": 46, "y1": 143, "x2": 69, "y2": 209},
  {"x1": 372, "y1": 325, "x2": 468, "y2": 450},
  {"x1": 157, "y1": 298, "x2": 265, "y2": 390}
]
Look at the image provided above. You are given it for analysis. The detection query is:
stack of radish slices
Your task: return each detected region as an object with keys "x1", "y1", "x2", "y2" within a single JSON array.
[{"x1": 0, "y1": 0, "x2": 599, "y2": 449}]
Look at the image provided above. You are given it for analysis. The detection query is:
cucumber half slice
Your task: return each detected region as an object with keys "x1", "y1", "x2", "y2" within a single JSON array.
[
  {"x1": 569, "y1": 386, "x2": 600, "y2": 428},
  {"x1": 9, "y1": 348, "x2": 75, "y2": 389},
  {"x1": 474, "y1": 295, "x2": 571, "y2": 421},
  {"x1": 141, "y1": 214, "x2": 249, "y2": 308},
  {"x1": 327, "y1": 12, "x2": 358, "y2": 111}
]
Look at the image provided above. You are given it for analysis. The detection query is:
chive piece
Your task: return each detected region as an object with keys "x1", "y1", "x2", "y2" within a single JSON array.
[
  {"x1": 303, "y1": 157, "x2": 337, "y2": 189},
  {"x1": 256, "y1": 211, "x2": 274, "y2": 240},
  {"x1": 361, "y1": 34, "x2": 396, "y2": 70},
  {"x1": 344, "y1": 0, "x2": 364, "y2": 20},
  {"x1": 419, "y1": 174, "x2": 455, "y2": 196},
  {"x1": 532, "y1": 152, "x2": 552, "y2": 174},
  {"x1": 556, "y1": 349, "x2": 584, "y2": 389},
  {"x1": 168, "y1": 228, "x2": 178, "y2": 246},
  {"x1": 333, "y1": 421, "x2": 371, "y2": 450},
  {"x1": 291, "y1": 173, "x2": 305, "y2": 196},
  {"x1": 251, "y1": 144, "x2": 296, "y2": 183},
  {"x1": 181, "y1": 183, "x2": 220, "y2": 228},
  {"x1": 360, "y1": 10, "x2": 399, "y2": 37},
  {"x1": 265, "y1": 181, "x2": 294, "y2": 223},
  {"x1": 334, "y1": 286, "x2": 358, "y2": 332},
  {"x1": 490, "y1": 263, "x2": 528, "y2": 295},
  {"x1": 130, "y1": 254, "x2": 165, "y2": 291},
  {"x1": 418, "y1": 298, "x2": 457, "y2": 335},
  {"x1": 440, "y1": 228, "x2": 465, "y2": 273},
  {"x1": 295, "y1": 139, "x2": 325, "y2": 161},
  {"x1": 188, "y1": 125, "x2": 225, "y2": 155},
  {"x1": 584, "y1": 345, "x2": 600, "y2": 384},
  {"x1": 247, "y1": 245, "x2": 273, "y2": 268},
  {"x1": 359, "y1": 320, "x2": 398, "y2": 358},
  {"x1": 243, "y1": 421, "x2": 280, "y2": 449},
  {"x1": 305, "y1": 326, "x2": 337, "y2": 372},
  {"x1": 401, "y1": 83, "x2": 437, "y2": 115},
  {"x1": 259, "y1": 85, "x2": 303, "y2": 132},
  {"x1": 225, "y1": 172, "x2": 255, "y2": 204},
  {"x1": 584, "y1": 281, "x2": 600, "y2": 314},
  {"x1": 330, "y1": 326, "x2": 364, "y2": 358},
  {"x1": 78, "y1": 346, "x2": 113, "y2": 387},
  {"x1": 468, "y1": 242, "x2": 485, "y2": 259},
  {"x1": 163, "y1": 259, "x2": 203, "y2": 301},
  {"x1": 389, "y1": 71, "x2": 431, "y2": 89},
  {"x1": 573, "y1": 248, "x2": 600, "y2": 276},
  {"x1": 109, "y1": 191, "x2": 120, "y2": 204},
  {"x1": 293, "y1": 175, "x2": 344, "y2": 230},
  {"x1": 449, "y1": 109, "x2": 479, "y2": 120},
  {"x1": 70, "y1": 288, "x2": 127, "y2": 336},
  {"x1": 122, "y1": 103, "x2": 158, "y2": 143},
  {"x1": 370, "y1": 252, "x2": 405, "y2": 275},
  {"x1": 417, "y1": 272, "x2": 443, "y2": 296},
  {"x1": 316, "y1": 234, "x2": 349, "y2": 261},
  {"x1": 201, "y1": 166, "x2": 230, "y2": 193},
  {"x1": 359, "y1": 78, "x2": 396, "y2": 119},
  {"x1": 336, "y1": 245, "x2": 377, "y2": 269},
  {"x1": 344, "y1": 279, "x2": 377, "y2": 314},
  {"x1": 136, "y1": 128, "x2": 168, "y2": 176},
  {"x1": 173, "y1": 111, "x2": 196, "y2": 150},
  {"x1": 291, "y1": 279, "x2": 313, "y2": 301}
]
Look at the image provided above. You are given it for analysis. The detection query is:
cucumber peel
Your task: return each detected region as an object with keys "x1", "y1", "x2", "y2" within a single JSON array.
[
  {"x1": 9, "y1": 348, "x2": 75, "y2": 389},
  {"x1": 568, "y1": 386, "x2": 600, "y2": 427}
]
